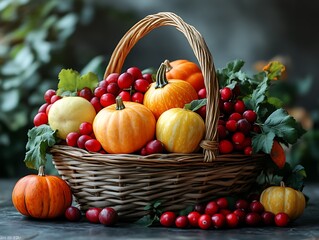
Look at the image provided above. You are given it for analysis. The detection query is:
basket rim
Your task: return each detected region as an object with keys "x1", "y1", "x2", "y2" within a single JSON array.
[{"x1": 51, "y1": 144, "x2": 267, "y2": 167}]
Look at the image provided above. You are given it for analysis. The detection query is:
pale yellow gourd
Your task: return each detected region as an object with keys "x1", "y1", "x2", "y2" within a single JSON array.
[
  {"x1": 156, "y1": 108, "x2": 205, "y2": 153},
  {"x1": 260, "y1": 182, "x2": 306, "y2": 220}
]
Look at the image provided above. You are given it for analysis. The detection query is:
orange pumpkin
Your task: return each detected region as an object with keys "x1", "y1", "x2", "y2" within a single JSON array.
[
  {"x1": 12, "y1": 166, "x2": 72, "y2": 219},
  {"x1": 93, "y1": 96, "x2": 156, "y2": 154},
  {"x1": 165, "y1": 59, "x2": 205, "y2": 92},
  {"x1": 144, "y1": 62, "x2": 198, "y2": 119}
]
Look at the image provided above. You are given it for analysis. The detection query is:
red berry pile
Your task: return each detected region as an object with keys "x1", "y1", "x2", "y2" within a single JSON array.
[
  {"x1": 65, "y1": 206, "x2": 118, "y2": 226},
  {"x1": 33, "y1": 67, "x2": 152, "y2": 127},
  {"x1": 218, "y1": 86, "x2": 258, "y2": 155},
  {"x1": 159, "y1": 196, "x2": 290, "y2": 230},
  {"x1": 33, "y1": 89, "x2": 61, "y2": 126},
  {"x1": 91, "y1": 67, "x2": 152, "y2": 113},
  {"x1": 65, "y1": 122, "x2": 103, "y2": 153}
]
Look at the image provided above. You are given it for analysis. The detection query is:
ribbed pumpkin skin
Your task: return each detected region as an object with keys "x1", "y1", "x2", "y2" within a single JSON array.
[
  {"x1": 260, "y1": 184, "x2": 306, "y2": 220},
  {"x1": 93, "y1": 101, "x2": 156, "y2": 154},
  {"x1": 12, "y1": 173, "x2": 72, "y2": 219},
  {"x1": 166, "y1": 59, "x2": 205, "y2": 92},
  {"x1": 156, "y1": 108, "x2": 205, "y2": 153},
  {"x1": 143, "y1": 80, "x2": 198, "y2": 120}
]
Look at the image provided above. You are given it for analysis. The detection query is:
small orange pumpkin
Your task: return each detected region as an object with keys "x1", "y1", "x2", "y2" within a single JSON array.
[
  {"x1": 12, "y1": 166, "x2": 72, "y2": 219},
  {"x1": 93, "y1": 96, "x2": 156, "y2": 154},
  {"x1": 165, "y1": 59, "x2": 205, "y2": 92},
  {"x1": 144, "y1": 62, "x2": 198, "y2": 119}
]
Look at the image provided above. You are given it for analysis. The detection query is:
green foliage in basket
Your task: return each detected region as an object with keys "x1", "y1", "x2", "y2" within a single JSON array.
[
  {"x1": 57, "y1": 69, "x2": 99, "y2": 96},
  {"x1": 217, "y1": 60, "x2": 307, "y2": 191},
  {"x1": 218, "y1": 60, "x2": 305, "y2": 146}
]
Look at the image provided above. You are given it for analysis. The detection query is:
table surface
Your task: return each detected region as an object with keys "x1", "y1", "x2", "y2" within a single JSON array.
[{"x1": 1, "y1": 179, "x2": 319, "y2": 240}]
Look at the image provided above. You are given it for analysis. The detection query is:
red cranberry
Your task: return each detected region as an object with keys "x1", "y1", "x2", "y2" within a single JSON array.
[
  {"x1": 205, "y1": 201, "x2": 219, "y2": 216},
  {"x1": 261, "y1": 211, "x2": 275, "y2": 226},
  {"x1": 245, "y1": 212, "x2": 262, "y2": 227},
  {"x1": 99, "y1": 207, "x2": 118, "y2": 226},
  {"x1": 274, "y1": 212, "x2": 290, "y2": 227},
  {"x1": 160, "y1": 211, "x2": 176, "y2": 227},
  {"x1": 65, "y1": 206, "x2": 82, "y2": 222}
]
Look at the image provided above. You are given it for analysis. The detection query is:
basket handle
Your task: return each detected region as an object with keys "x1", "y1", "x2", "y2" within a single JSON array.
[{"x1": 104, "y1": 12, "x2": 219, "y2": 162}]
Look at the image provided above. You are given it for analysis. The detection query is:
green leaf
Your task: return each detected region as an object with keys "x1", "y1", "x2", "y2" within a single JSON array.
[
  {"x1": 179, "y1": 205, "x2": 194, "y2": 216},
  {"x1": 135, "y1": 215, "x2": 156, "y2": 227},
  {"x1": 267, "y1": 96, "x2": 284, "y2": 109},
  {"x1": 153, "y1": 199, "x2": 162, "y2": 209},
  {"x1": 184, "y1": 98, "x2": 207, "y2": 112},
  {"x1": 263, "y1": 108, "x2": 306, "y2": 144},
  {"x1": 293, "y1": 164, "x2": 307, "y2": 178},
  {"x1": 285, "y1": 170, "x2": 305, "y2": 191},
  {"x1": 226, "y1": 59, "x2": 245, "y2": 73},
  {"x1": 217, "y1": 59, "x2": 245, "y2": 87},
  {"x1": 56, "y1": 69, "x2": 98, "y2": 96},
  {"x1": 252, "y1": 131, "x2": 276, "y2": 154},
  {"x1": 246, "y1": 74, "x2": 269, "y2": 113},
  {"x1": 24, "y1": 125, "x2": 57, "y2": 170}
]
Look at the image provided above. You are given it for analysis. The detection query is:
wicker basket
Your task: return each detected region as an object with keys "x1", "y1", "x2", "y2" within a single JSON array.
[{"x1": 51, "y1": 12, "x2": 265, "y2": 221}]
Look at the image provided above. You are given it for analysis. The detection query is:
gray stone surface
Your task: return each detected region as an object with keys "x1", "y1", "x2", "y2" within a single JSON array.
[{"x1": 1, "y1": 179, "x2": 319, "y2": 240}]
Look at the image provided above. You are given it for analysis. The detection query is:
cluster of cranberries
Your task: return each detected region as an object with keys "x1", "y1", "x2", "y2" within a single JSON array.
[
  {"x1": 33, "y1": 66, "x2": 152, "y2": 126},
  {"x1": 218, "y1": 86, "x2": 259, "y2": 155},
  {"x1": 65, "y1": 206, "x2": 118, "y2": 226},
  {"x1": 33, "y1": 89, "x2": 61, "y2": 126},
  {"x1": 160, "y1": 196, "x2": 290, "y2": 230},
  {"x1": 89, "y1": 67, "x2": 153, "y2": 113},
  {"x1": 65, "y1": 122, "x2": 104, "y2": 153}
]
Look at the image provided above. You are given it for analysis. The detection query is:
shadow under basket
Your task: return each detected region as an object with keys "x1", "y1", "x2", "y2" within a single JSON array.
[{"x1": 51, "y1": 12, "x2": 266, "y2": 221}]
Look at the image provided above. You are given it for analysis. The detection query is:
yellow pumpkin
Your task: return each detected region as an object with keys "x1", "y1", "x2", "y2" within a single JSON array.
[
  {"x1": 260, "y1": 182, "x2": 306, "y2": 220},
  {"x1": 93, "y1": 96, "x2": 156, "y2": 154},
  {"x1": 156, "y1": 108, "x2": 205, "y2": 153}
]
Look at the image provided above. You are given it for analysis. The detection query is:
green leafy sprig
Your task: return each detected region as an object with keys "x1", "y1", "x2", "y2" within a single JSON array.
[
  {"x1": 135, "y1": 200, "x2": 163, "y2": 227},
  {"x1": 24, "y1": 125, "x2": 58, "y2": 170},
  {"x1": 217, "y1": 59, "x2": 307, "y2": 190},
  {"x1": 57, "y1": 69, "x2": 99, "y2": 96}
]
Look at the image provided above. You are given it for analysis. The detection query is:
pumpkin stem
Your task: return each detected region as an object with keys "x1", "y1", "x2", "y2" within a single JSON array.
[
  {"x1": 155, "y1": 62, "x2": 169, "y2": 89},
  {"x1": 38, "y1": 165, "x2": 46, "y2": 176},
  {"x1": 280, "y1": 181, "x2": 286, "y2": 187},
  {"x1": 163, "y1": 59, "x2": 173, "y2": 71},
  {"x1": 116, "y1": 96, "x2": 125, "y2": 110}
]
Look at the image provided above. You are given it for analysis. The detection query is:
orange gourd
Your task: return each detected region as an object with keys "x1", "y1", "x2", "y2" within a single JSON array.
[
  {"x1": 12, "y1": 166, "x2": 72, "y2": 219},
  {"x1": 144, "y1": 62, "x2": 198, "y2": 119},
  {"x1": 165, "y1": 59, "x2": 205, "y2": 92},
  {"x1": 260, "y1": 181, "x2": 306, "y2": 220},
  {"x1": 270, "y1": 140, "x2": 286, "y2": 169},
  {"x1": 93, "y1": 96, "x2": 156, "y2": 154}
]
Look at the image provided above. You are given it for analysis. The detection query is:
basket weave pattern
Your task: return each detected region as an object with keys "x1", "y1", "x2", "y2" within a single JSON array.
[{"x1": 51, "y1": 12, "x2": 265, "y2": 220}]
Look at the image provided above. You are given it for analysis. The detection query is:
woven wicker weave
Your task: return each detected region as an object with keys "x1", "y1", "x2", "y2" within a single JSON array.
[{"x1": 51, "y1": 12, "x2": 265, "y2": 221}]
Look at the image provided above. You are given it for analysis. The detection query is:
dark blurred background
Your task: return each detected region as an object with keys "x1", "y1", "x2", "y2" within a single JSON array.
[{"x1": 1, "y1": 0, "x2": 318, "y2": 181}]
